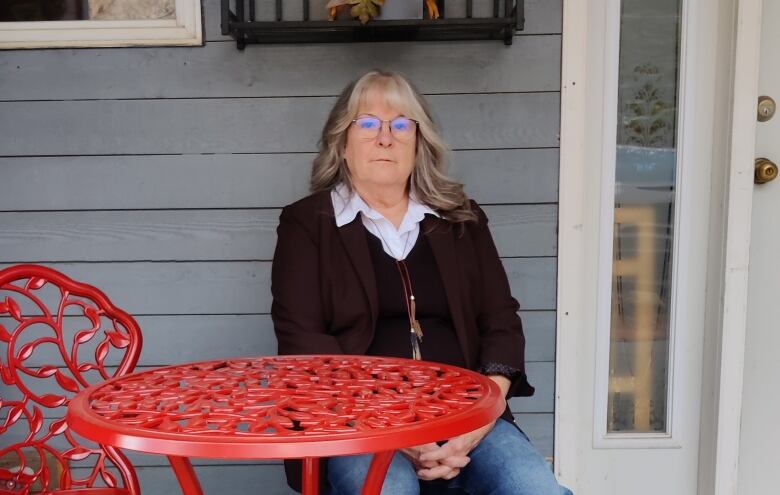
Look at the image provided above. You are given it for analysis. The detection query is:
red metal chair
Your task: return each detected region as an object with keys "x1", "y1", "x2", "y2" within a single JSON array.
[{"x1": 0, "y1": 265, "x2": 142, "y2": 494}]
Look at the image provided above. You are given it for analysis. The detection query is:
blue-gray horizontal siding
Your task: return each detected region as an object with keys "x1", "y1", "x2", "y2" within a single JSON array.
[
  {"x1": 0, "y1": 150, "x2": 558, "y2": 210},
  {"x1": 0, "y1": 36, "x2": 561, "y2": 100},
  {"x1": 6, "y1": 311, "x2": 554, "y2": 370},
  {"x1": 0, "y1": 259, "x2": 556, "y2": 313},
  {"x1": 0, "y1": 0, "x2": 561, "y2": 491},
  {"x1": 0, "y1": 94, "x2": 559, "y2": 155},
  {"x1": 0, "y1": 205, "x2": 557, "y2": 260}
]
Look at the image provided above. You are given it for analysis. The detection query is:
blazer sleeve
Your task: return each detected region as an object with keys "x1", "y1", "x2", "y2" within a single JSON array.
[
  {"x1": 271, "y1": 206, "x2": 344, "y2": 355},
  {"x1": 471, "y1": 202, "x2": 535, "y2": 398}
]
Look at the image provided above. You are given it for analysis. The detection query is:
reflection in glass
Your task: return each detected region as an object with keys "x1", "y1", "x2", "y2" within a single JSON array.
[
  {"x1": 0, "y1": 0, "x2": 86, "y2": 21},
  {"x1": 0, "y1": 0, "x2": 176, "y2": 22},
  {"x1": 608, "y1": 0, "x2": 682, "y2": 433}
]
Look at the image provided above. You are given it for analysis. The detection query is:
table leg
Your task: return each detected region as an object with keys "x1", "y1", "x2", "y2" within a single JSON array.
[
  {"x1": 301, "y1": 457, "x2": 319, "y2": 495},
  {"x1": 361, "y1": 450, "x2": 395, "y2": 495},
  {"x1": 167, "y1": 456, "x2": 204, "y2": 495}
]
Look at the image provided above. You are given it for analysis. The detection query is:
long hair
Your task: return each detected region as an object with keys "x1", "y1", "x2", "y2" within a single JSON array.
[{"x1": 311, "y1": 69, "x2": 476, "y2": 223}]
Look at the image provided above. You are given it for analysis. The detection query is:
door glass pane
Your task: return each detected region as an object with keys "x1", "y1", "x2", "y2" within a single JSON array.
[
  {"x1": 608, "y1": 0, "x2": 682, "y2": 433},
  {"x1": 0, "y1": 0, "x2": 176, "y2": 22}
]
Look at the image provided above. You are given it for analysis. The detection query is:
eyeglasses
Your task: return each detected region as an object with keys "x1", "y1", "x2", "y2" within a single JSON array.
[{"x1": 350, "y1": 116, "x2": 418, "y2": 142}]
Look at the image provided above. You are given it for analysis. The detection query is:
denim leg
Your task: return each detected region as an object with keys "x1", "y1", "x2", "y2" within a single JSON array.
[
  {"x1": 453, "y1": 419, "x2": 573, "y2": 495},
  {"x1": 328, "y1": 451, "x2": 420, "y2": 495}
]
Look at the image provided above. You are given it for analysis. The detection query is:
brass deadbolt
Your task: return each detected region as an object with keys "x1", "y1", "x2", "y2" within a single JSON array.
[
  {"x1": 755, "y1": 158, "x2": 778, "y2": 184},
  {"x1": 758, "y1": 96, "x2": 776, "y2": 122}
]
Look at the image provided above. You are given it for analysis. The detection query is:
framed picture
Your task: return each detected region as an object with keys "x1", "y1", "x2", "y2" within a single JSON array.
[{"x1": 0, "y1": 0, "x2": 202, "y2": 49}]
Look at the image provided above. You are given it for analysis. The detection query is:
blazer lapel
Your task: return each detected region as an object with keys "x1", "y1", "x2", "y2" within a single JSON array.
[
  {"x1": 423, "y1": 216, "x2": 474, "y2": 369},
  {"x1": 337, "y1": 218, "x2": 378, "y2": 329}
]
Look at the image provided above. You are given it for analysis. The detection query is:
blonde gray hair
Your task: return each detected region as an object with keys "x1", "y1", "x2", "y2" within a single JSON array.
[{"x1": 311, "y1": 69, "x2": 476, "y2": 223}]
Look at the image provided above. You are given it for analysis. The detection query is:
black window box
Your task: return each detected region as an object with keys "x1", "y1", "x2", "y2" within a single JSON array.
[{"x1": 221, "y1": 1, "x2": 524, "y2": 49}]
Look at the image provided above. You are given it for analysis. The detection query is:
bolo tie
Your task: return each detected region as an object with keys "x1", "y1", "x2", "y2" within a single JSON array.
[
  {"x1": 396, "y1": 259, "x2": 423, "y2": 360},
  {"x1": 368, "y1": 217, "x2": 423, "y2": 360}
]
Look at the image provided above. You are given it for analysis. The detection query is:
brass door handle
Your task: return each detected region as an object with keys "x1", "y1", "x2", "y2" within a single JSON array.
[{"x1": 755, "y1": 158, "x2": 778, "y2": 184}]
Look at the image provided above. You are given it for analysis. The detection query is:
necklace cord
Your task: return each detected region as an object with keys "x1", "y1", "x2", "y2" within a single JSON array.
[{"x1": 365, "y1": 215, "x2": 423, "y2": 359}]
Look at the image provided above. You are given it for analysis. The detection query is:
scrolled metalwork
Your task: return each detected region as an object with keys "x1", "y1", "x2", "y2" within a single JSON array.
[
  {"x1": 85, "y1": 356, "x2": 488, "y2": 438},
  {"x1": 0, "y1": 264, "x2": 142, "y2": 494}
]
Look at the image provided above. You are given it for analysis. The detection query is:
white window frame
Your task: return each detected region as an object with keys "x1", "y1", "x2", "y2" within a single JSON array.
[
  {"x1": 591, "y1": 0, "x2": 694, "y2": 448},
  {"x1": 0, "y1": 0, "x2": 202, "y2": 49}
]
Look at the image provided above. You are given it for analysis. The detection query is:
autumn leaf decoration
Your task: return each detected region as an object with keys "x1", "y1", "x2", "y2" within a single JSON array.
[
  {"x1": 327, "y1": 0, "x2": 384, "y2": 25},
  {"x1": 327, "y1": 0, "x2": 440, "y2": 24}
]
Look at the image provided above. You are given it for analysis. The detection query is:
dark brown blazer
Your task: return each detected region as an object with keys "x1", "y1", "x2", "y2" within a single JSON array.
[{"x1": 270, "y1": 190, "x2": 534, "y2": 491}]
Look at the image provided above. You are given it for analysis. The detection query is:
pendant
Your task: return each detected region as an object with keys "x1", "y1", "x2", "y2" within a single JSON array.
[
  {"x1": 410, "y1": 327, "x2": 422, "y2": 360},
  {"x1": 411, "y1": 319, "x2": 423, "y2": 340},
  {"x1": 410, "y1": 319, "x2": 423, "y2": 360}
]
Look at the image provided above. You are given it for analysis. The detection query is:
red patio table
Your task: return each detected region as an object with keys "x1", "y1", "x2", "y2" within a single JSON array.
[{"x1": 66, "y1": 355, "x2": 505, "y2": 495}]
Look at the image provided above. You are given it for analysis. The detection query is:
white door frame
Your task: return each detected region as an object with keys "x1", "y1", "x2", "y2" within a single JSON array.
[
  {"x1": 698, "y1": 0, "x2": 763, "y2": 493},
  {"x1": 555, "y1": 0, "x2": 762, "y2": 492}
]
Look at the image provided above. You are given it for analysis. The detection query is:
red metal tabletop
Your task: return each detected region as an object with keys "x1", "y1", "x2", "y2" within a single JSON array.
[{"x1": 66, "y1": 355, "x2": 504, "y2": 495}]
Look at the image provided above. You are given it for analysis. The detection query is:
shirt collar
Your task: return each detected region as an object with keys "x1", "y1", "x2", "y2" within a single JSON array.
[{"x1": 331, "y1": 183, "x2": 440, "y2": 229}]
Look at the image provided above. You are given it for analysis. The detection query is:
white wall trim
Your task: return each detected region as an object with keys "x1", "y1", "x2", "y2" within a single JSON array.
[
  {"x1": 554, "y1": 0, "x2": 589, "y2": 487},
  {"x1": 711, "y1": 0, "x2": 763, "y2": 492},
  {"x1": 0, "y1": 0, "x2": 202, "y2": 49}
]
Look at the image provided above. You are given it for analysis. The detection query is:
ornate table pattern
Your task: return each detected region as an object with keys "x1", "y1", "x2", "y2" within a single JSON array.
[{"x1": 67, "y1": 355, "x2": 504, "y2": 495}]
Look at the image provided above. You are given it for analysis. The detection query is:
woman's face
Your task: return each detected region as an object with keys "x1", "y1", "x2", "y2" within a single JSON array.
[{"x1": 343, "y1": 88, "x2": 417, "y2": 195}]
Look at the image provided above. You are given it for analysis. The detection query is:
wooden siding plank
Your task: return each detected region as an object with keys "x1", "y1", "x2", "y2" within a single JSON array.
[
  {"x1": 515, "y1": 412, "x2": 554, "y2": 457},
  {"x1": 484, "y1": 204, "x2": 558, "y2": 257},
  {"x1": 0, "y1": 205, "x2": 557, "y2": 262},
  {"x1": 0, "y1": 259, "x2": 555, "y2": 314},
  {"x1": 0, "y1": 154, "x2": 312, "y2": 211},
  {"x1": 138, "y1": 464, "x2": 295, "y2": 493},
  {"x1": 0, "y1": 149, "x2": 559, "y2": 210},
  {"x1": 522, "y1": 311, "x2": 556, "y2": 362},
  {"x1": 10, "y1": 310, "x2": 553, "y2": 369},
  {"x1": 0, "y1": 93, "x2": 560, "y2": 156},
  {"x1": 509, "y1": 361, "x2": 554, "y2": 413},
  {"x1": 0, "y1": 37, "x2": 561, "y2": 101},
  {"x1": 523, "y1": 0, "x2": 563, "y2": 34},
  {"x1": 69, "y1": 464, "x2": 297, "y2": 495},
  {"x1": 458, "y1": 149, "x2": 559, "y2": 205},
  {"x1": 0, "y1": 209, "x2": 281, "y2": 262}
]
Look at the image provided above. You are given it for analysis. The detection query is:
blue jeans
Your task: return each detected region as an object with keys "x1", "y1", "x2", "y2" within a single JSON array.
[{"x1": 327, "y1": 418, "x2": 573, "y2": 495}]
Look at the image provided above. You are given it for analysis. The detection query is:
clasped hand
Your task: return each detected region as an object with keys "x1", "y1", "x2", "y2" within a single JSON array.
[
  {"x1": 401, "y1": 375, "x2": 510, "y2": 481},
  {"x1": 400, "y1": 420, "x2": 495, "y2": 481}
]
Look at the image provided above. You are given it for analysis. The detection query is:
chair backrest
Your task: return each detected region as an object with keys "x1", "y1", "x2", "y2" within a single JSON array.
[{"x1": 0, "y1": 265, "x2": 142, "y2": 494}]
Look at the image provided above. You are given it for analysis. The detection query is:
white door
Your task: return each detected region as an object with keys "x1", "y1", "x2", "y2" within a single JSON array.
[
  {"x1": 738, "y1": 0, "x2": 780, "y2": 491},
  {"x1": 554, "y1": 0, "x2": 725, "y2": 492}
]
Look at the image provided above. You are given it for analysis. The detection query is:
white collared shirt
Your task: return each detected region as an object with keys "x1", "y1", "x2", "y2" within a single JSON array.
[{"x1": 331, "y1": 183, "x2": 440, "y2": 260}]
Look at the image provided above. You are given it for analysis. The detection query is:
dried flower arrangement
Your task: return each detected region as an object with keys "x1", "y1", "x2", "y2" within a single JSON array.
[{"x1": 326, "y1": 0, "x2": 439, "y2": 25}]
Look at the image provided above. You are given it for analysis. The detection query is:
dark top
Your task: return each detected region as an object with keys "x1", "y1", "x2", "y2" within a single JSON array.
[
  {"x1": 365, "y1": 226, "x2": 514, "y2": 425},
  {"x1": 365, "y1": 228, "x2": 468, "y2": 368}
]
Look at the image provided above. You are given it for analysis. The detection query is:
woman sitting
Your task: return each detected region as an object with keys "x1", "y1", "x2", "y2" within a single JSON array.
[{"x1": 272, "y1": 69, "x2": 571, "y2": 495}]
